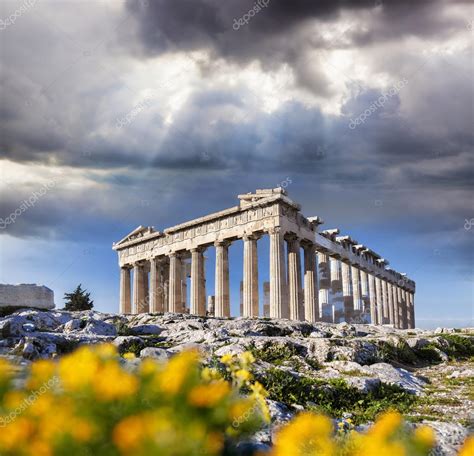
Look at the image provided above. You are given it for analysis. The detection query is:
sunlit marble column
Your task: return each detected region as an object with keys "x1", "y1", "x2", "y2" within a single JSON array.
[
  {"x1": 360, "y1": 270, "x2": 369, "y2": 316},
  {"x1": 119, "y1": 266, "x2": 131, "y2": 314},
  {"x1": 341, "y1": 261, "x2": 352, "y2": 322},
  {"x1": 190, "y1": 248, "x2": 206, "y2": 316},
  {"x1": 168, "y1": 253, "x2": 182, "y2": 313},
  {"x1": 269, "y1": 227, "x2": 288, "y2": 319},
  {"x1": 405, "y1": 290, "x2": 412, "y2": 329},
  {"x1": 375, "y1": 276, "x2": 383, "y2": 325},
  {"x1": 149, "y1": 257, "x2": 164, "y2": 313},
  {"x1": 318, "y1": 252, "x2": 331, "y2": 320},
  {"x1": 132, "y1": 262, "x2": 146, "y2": 314},
  {"x1": 303, "y1": 243, "x2": 318, "y2": 322},
  {"x1": 367, "y1": 273, "x2": 377, "y2": 324},
  {"x1": 288, "y1": 236, "x2": 303, "y2": 321},
  {"x1": 396, "y1": 286, "x2": 404, "y2": 328},
  {"x1": 409, "y1": 292, "x2": 415, "y2": 329},
  {"x1": 387, "y1": 282, "x2": 395, "y2": 325},
  {"x1": 243, "y1": 235, "x2": 259, "y2": 317},
  {"x1": 351, "y1": 265, "x2": 363, "y2": 314},
  {"x1": 392, "y1": 283, "x2": 399, "y2": 328},
  {"x1": 214, "y1": 241, "x2": 230, "y2": 318},
  {"x1": 381, "y1": 279, "x2": 389, "y2": 324},
  {"x1": 330, "y1": 257, "x2": 342, "y2": 323}
]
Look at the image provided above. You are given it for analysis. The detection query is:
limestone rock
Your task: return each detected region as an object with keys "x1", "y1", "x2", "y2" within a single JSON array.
[{"x1": 139, "y1": 347, "x2": 169, "y2": 361}]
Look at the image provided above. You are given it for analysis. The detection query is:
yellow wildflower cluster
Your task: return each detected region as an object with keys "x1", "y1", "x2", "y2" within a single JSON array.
[
  {"x1": 271, "y1": 410, "x2": 459, "y2": 456},
  {"x1": 0, "y1": 345, "x2": 267, "y2": 456}
]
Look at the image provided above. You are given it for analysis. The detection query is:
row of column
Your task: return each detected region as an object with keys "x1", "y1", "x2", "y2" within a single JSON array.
[
  {"x1": 317, "y1": 253, "x2": 415, "y2": 328},
  {"x1": 119, "y1": 228, "x2": 415, "y2": 328}
]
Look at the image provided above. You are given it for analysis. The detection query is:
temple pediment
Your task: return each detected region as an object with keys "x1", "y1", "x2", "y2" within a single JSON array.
[{"x1": 113, "y1": 225, "x2": 157, "y2": 246}]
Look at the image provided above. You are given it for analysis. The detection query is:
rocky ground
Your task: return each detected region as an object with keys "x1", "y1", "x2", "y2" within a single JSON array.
[{"x1": 1, "y1": 309, "x2": 473, "y2": 455}]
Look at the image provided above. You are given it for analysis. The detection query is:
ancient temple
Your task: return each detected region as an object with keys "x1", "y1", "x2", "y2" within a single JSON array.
[{"x1": 113, "y1": 188, "x2": 415, "y2": 328}]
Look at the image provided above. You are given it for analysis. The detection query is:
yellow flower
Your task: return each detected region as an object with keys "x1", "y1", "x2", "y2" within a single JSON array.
[
  {"x1": 123, "y1": 352, "x2": 136, "y2": 360},
  {"x1": 234, "y1": 369, "x2": 251, "y2": 382},
  {"x1": 3, "y1": 390, "x2": 26, "y2": 410},
  {"x1": 113, "y1": 414, "x2": 146, "y2": 453},
  {"x1": 58, "y1": 346, "x2": 99, "y2": 391},
  {"x1": 26, "y1": 359, "x2": 56, "y2": 389},
  {"x1": 271, "y1": 413, "x2": 335, "y2": 456},
  {"x1": 201, "y1": 367, "x2": 221, "y2": 382},
  {"x1": 413, "y1": 425, "x2": 436, "y2": 448},
  {"x1": 159, "y1": 350, "x2": 200, "y2": 395},
  {"x1": 93, "y1": 362, "x2": 138, "y2": 401},
  {"x1": 459, "y1": 436, "x2": 474, "y2": 456},
  {"x1": 220, "y1": 354, "x2": 233, "y2": 365},
  {"x1": 188, "y1": 381, "x2": 230, "y2": 407},
  {"x1": 70, "y1": 419, "x2": 94, "y2": 442},
  {"x1": 0, "y1": 358, "x2": 13, "y2": 382},
  {"x1": 28, "y1": 439, "x2": 52, "y2": 456},
  {"x1": 95, "y1": 343, "x2": 118, "y2": 358},
  {"x1": 140, "y1": 358, "x2": 159, "y2": 376},
  {"x1": 368, "y1": 411, "x2": 403, "y2": 440},
  {"x1": 0, "y1": 417, "x2": 33, "y2": 450},
  {"x1": 240, "y1": 351, "x2": 255, "y2": 365}
]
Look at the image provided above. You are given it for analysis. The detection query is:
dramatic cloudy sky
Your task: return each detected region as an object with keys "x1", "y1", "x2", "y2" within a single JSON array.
[{"x1": 1, "y1": 0, "x2": 472, "y2": 328}]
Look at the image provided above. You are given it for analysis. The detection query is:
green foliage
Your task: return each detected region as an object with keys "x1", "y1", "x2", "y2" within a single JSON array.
[
  {"x1": 259, "y1": 368, "x2": 417, "y2": 425},
  {"x1": 439, "y1": 334, "x2": 474, "y2": 360},
  {"x1": 114, "y1": 320, "x2": 133, "y2": 336},
  {"x1": 63, "y1": 284, "x2": 94, "y2": 311},
  {"x1": 249, "y1": 343, "x2": 299, "y2": 366}
]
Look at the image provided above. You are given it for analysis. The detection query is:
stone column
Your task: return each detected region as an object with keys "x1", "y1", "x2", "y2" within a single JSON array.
[
  {"x1": 132, "y1": 263, "x2": 146, "y2": 314},
  {"x1": 381, "y1": 279, "x2": 389, "y2": 324},
  {"x1": 303, "y1": 243, "x2": 318, "y2": 322},
  {"x1": 330, "y1": 257, "x2": 342, "y2": 323},
  {"x1": 367, "y1": 273, "x2": 377, "y2": 324},
  {"x1": 341, "y1": 261, "x2": 352, "y2": 322},
  {"x1": 360, "y1": 270, "x2": 369, "y2": 316},
  {"x1": 318, "y1": 252, "x2": 330, "y2": 321},
  {"x1": 119, "y1": 267, "x2": 131, "y2": 314},
  {"x1": 405, "y1": 290, "x2": 412, "y2": 329},
  {"x1": 162, "y1": 261, "x2": 169, "y2": 312},
  {"x1": 214, "y1": 241, "x2": 230, "y2": 317},
  {"x1": 351, "y1": 265, "x2": 362, "y2": 314},
  {"x1": 287, "y1": 236, "x2": 303, "y2": 321},
  {"x1": 409, "y1": 292, "x2": 415, "y2": 329},
  {"x1": 375, "y1": 276, "x2": 383, "y2": 325},
  {"x1": 396, "y1": 286, "x2": 404, "y2": 328},
  {"x1": 149, "y1": 257, "x2": 164, "y2": 313},
  {"x1": 190, "y1": 248, "x2": 206, "y2": 316},
  {"x1": 143, "y1": 267, "x2": 149, "y2": 311},
  {"x1": 243, "y1": 235, "x2": 259, "y2": 317},
  {"x1": 168, "y1": 253, "x2": 182, "y2": 313},
  {"x1": 392, "y1": 284, "x2": 399, "y2": 328},
  {"x1": 387, "y1": 282, "x2": 395, "y2": 325},
  {"x1": 269, "y1": 227, "x2": 288, "y2": 319}
]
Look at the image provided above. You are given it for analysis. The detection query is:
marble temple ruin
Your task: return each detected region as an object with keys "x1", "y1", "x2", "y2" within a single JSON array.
[{"x1": 113, "y1": 188, "x2": 415, "y2": 328}]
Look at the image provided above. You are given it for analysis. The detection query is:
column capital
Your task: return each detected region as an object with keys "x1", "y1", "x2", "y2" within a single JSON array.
[
  {"x1": 268, "y1": 226, "x2": 284, "y2": 236},
  {"x1": 214, "y1": 239, "x2": 231, "y2": 248},
  {"x1": 190, "y1": 246, "x2": 205, "y2": 254},
  {"x1": 243, "y1": 233, "x2": 261, "y2": 241},
  {"x1": 284, "y1": 233, "x2": 300, "y2": 242}
]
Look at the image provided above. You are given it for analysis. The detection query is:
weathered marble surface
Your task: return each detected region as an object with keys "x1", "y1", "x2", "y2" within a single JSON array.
[{"x1": 0, "y1": 284, "x2": 54, "y2": 311}]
